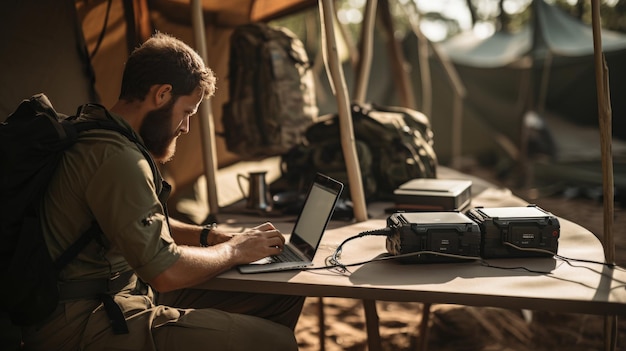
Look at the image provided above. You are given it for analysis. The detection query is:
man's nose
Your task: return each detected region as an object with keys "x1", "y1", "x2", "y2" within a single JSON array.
[{"x1": 179, "y1": 116, "x2": 190, "y2": 134}]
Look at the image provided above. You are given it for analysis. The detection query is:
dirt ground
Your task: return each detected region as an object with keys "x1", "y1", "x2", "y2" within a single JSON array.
[{"x1": 293, "y1": 164, "x2": 626, "y2": 351}]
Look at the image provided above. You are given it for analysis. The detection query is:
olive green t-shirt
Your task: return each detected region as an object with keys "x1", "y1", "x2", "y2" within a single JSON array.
[{"x1": 41, "y1": 107, "x2": 181, "y2": 283}]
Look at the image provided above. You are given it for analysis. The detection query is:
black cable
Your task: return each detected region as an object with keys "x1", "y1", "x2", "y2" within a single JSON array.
[
  {"x1": 329, "y1": 228, "x2": 393, "y2": 272},
  {"x1": 296, "y1": 233, "x2": 626, "y2": 289},
  {"x1": 479, "y1": 260, "x2": 554, "y2": 275},
  {"x1": 502, "y1": 241, "x2": 623, "y2": 269},
  {"x1": 486, "y1": 241, "x2": 626, "y2": 285},
  {"x1": 314, "y1": 228, "x2": 482, "y2": 274},
  {"x1": 299, "y1": 249, "x2": 482, "y2": 275}
]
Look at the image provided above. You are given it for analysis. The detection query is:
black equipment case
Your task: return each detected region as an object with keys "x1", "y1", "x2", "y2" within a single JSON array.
[
  {"x1": 385, "y1": 211, "x2": 482, "y2": 263},
  {"x1": 465, "y1": 205, "x2": 560, "y2": 258}
]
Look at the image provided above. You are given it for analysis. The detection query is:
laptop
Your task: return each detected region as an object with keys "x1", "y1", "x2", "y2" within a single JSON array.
[{"x1": 238, "y1": 173, "x2": 343, "y2": 274}]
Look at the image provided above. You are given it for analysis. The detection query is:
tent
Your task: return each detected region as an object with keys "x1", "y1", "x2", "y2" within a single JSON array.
[{"x1": 407, "y1": 0, "x2": 626, "y2": 163}]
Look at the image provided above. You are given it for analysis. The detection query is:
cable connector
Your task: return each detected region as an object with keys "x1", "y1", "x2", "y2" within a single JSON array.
[{"x1": 357, "y1": 227, "x2": 394, "y2": 237}]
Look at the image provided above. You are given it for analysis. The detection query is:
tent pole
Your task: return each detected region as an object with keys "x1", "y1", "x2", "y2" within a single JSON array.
[
  {"x1": 318, "y1": 0, "x2": 367, "y2": 222},
  {"x1": 402, "y1": 1, "x2": 465, "y2": 168},
  {"x1": 351, "y1": 2, "x2": 385, "y2": 350},
  {"x1": 378, "y1": 0, "x2": 416, "y2": 109},
  {"x1": 191, "y1": 0, "x2": 220, "y2": 222},
  {"x1": 403, "y1": 2, "x2": 432, "y2": 115},
  {"x1": 353, "y1": 0, "x2": 377, "y2": 104},
  {"x1": 590, "y1": 0, "x2": 615, "y2": 265},
  {"x1": 590, "y1": 1, "x2": 616, "y2": 350}
]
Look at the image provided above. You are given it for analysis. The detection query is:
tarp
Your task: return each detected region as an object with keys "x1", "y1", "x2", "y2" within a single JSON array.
[
  {"x1": 416, "y1": 0, "x2": 626, "y2": 162},
  {"x1": 442, "y1": 0, "x2": 626, "y2": 66}
]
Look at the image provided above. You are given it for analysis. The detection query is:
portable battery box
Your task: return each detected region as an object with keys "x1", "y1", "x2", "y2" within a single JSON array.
[
  {"x1": 385, "y1": 211, "x2": 482, "y2": 263},
  {"x1": 465, "y1": 205, "x2": 560, "y2": 258},
  {"x1": 392, "y1": 178, "x2": 472, "y2": 211}
]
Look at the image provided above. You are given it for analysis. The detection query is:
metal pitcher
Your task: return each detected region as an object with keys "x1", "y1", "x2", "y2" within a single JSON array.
[{"x1": 237, "y1": 171, "x2": 273, "y2": 212}]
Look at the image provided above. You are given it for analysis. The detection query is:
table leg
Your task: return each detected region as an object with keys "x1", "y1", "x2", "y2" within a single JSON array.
[
  {"x1": 605, "y1": 315, "x2": 617, "y2": 351},
  {"x1": 363, "y1": 299, "x2": 382, "y2": 351},
  {"x1": 317, "y1": 297, "x2": 326, "y2": 351},
  {"x1": 417, "y1": 303, "x2": 432, "y2": 351}
]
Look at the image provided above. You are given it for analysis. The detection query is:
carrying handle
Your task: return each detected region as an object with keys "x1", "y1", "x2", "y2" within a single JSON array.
[{"x1": 236, "y1": 173, "x2": 249, "y2": 199}]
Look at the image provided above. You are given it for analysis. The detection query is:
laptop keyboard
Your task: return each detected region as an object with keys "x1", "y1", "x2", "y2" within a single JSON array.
[{"x1": 270, "y1": 246, "x2": 302, "y2": 263}]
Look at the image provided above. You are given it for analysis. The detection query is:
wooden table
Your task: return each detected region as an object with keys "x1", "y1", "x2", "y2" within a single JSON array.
[
  {"x1": 205, "y1": 217, "x2": 624, "y2": 308},
  {"x1": 196, "y1": 184, "x2": 626, "y2": 350}
]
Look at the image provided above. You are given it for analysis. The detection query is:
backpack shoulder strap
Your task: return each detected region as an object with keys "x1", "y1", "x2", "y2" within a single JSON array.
[
  {"x1": 71, "y1": 103, "x2": 165, "y2": 198},
  {"x1": 54, "y1": 222, "x2": 102, "y2": 270}
]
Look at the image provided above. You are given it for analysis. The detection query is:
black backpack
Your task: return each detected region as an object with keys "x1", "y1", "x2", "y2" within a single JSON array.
[
  {"x1": 0, "y1": 93, "x2": 163, "y2": 326},
  {"x1": 222, "y1": 22, "x2": 318, "y2": 160},
  {"x1": 280, "y1": 102, "x2": 438, "y2": 201}
]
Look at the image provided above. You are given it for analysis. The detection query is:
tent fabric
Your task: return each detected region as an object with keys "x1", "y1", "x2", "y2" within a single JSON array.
[
  {"x1": 0, "y1": 0, "x2": 98, "y2": 119},
  {"x1": 422, "y1": 0, "x2": 626, "y2": 163},
  {"x1": 439, "y1": 27, "x2": 532, "y2": 68},
  {"x1": 440, "y1": 0, "x2": 626, "y2": 67},
  {"x1": 536, "y1": 0, "x2": 626, "y2": 56},
  {"x1": 151, "y1": 0, "x2": 316, "y2": 27}
]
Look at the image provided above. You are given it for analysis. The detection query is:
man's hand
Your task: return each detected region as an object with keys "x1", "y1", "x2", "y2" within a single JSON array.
[{"x1": 224, "y1": 222, "x2": 285, "y2": 264}]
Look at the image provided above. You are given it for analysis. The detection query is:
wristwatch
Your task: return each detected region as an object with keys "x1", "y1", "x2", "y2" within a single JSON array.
[{"x1": 200, "y1": 223, "x2": 217, "y2": 247}]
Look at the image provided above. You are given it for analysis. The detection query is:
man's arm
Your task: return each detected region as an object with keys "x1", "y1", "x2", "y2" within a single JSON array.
[
  {"x1": 167, "y1": 217, "x2": 232, "y2": 246},
  {"x1": 148, "y1": 221, "x2": 285, "y2": 292}
]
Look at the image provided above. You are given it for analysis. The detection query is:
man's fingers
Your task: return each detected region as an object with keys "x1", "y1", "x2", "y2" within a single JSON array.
[{"x1": 251, "y1": 222, "x2": 276, "y2": 232}]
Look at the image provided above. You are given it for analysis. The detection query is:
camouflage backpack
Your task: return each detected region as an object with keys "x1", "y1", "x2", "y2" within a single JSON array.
[
  {"x1": 222, "y1": 22, "x2": 318, "y2": 160},
  {"x1": 280, "y1": 103, "x2": 438, "y2": 201}
]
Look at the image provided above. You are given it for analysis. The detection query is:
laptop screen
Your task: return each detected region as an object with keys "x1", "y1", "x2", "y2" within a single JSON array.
[{"x1": 290, "y1": 174, "x2": 343, "y2": 258}]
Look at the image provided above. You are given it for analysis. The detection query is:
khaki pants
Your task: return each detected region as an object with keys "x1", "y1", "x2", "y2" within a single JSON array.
[{"x1": 22, "y1": 289, "x2": 303, "y2": 351}]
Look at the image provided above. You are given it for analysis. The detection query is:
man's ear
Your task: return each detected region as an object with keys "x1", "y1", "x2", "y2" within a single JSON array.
[{"x1": 154, "y1": 84, "x2": 173, "y2": 107}]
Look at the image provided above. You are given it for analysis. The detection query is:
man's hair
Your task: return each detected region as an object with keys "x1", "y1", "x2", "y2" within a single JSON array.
[{"x1": 119, "y1": 32, "x2": 216, "y2": 101}]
